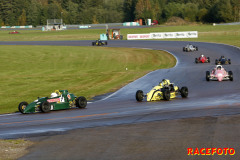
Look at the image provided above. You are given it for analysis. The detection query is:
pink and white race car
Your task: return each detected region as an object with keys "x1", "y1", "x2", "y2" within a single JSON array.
[{"x1": 206, "y1": 65, "x2": 233, "y2": 81}]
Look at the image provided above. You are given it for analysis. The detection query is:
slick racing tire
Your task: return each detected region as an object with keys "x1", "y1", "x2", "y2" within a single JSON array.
[
  {"x1": 136, "y1": 90, "x2": 144, "y2": 102},
  {"x1": 18, "y1": 101, "x2": 28, "y2": 114},
  {"x1": 180, "y1": 87, "x2": 188, "y2": 98},
  {"x1": 163, "y1": 89, "x2": 170, "y2": 101},
  {"x1": 206, "y1": 71, "x2": 210, "y2": 81},
  {"x1": 207, "y1": 57, "x2": 210, "y2": 63},
  {"x1": 40, "y1": 101, "x2": 51, "y2": 113},
  {"x1": 105, "y1": 42, "x2": 108, "y2": 45},
  {"x1": 92, "y1": 42, "x2": 95, "y2": 46},
  {"x1": 196, "y1": 47, "x2": 198, "y2": 51},
  {"x1": 76, "y1": 96, "x2": 87, "y2": 108},
  {"x1": 228, "y1": 59, "x2": 231, "y2": 64},
  {"x1": 195, "y1": 58, "x2": 198, "y2": 63},
  {"x1": 215, "y1": 59, "x2": 218, "y2": 65},
  {"x1": 183, "y1": 47, "x2": 185, "y2": 52},
  {"x1": 228, "y1": 71, "x2": 233, "y2": 81}
]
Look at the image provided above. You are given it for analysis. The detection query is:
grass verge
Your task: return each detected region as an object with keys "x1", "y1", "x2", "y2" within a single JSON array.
[
  {"x1": 0, "y1": 46, "x2": 176, "y2": 114},
  {"x1": 0, "y1": 24, "x2": 239, "y2": 47},
  {"x1": 0, "y1": 139, "x2": 33, "y2": 160}
]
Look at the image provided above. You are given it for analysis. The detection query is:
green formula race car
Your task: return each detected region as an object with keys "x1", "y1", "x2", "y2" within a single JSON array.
[{"x1": 18, "y1": 90, "x2": 87, "y2": 114}]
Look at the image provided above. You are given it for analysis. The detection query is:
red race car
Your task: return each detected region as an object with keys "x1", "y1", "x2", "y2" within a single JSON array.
[
  {"x1": 195, "y1": 54, "x2": 210, "y2": 63},
  {"x1": 9, "y1": 31, "x2": 20, "y2": 34}
]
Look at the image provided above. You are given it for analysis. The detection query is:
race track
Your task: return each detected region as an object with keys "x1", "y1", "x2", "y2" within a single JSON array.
[{"x1": 0, "y1": 40, "x2": 240, "y2": 139}]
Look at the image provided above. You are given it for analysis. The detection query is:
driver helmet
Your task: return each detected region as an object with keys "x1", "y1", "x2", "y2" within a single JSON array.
[
  {"x1": 161, "y1": 79, "x2": 170, "y2": 86},
  {"x1": 201, "y1": 54, "x2": 204, "y2": 57},
  {"x1": 216, "y1": 65, "x2": 222, "y2": 70},
  {"x1": 51, "y1": 92, "x2": 58, "y2": 98}
]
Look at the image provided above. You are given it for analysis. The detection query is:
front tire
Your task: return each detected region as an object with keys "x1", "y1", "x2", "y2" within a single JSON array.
[
  {"x1": 228, "y1": 71, "x2": 233, "y2": 81},
  {"x1": 196, "y1": 47, "x2": 198, "y2": 51},
  {"x1": 136, "y1": 90, "x2": 144, "y2": 102},
  {"x1": 207, "y1": 57, "x2": 210, "y2": 63},
  {"x1": 215, "y1": 59, "x2": 218, "y2": 65},
  {"x1": 105, "y1": 42, "x2": 108, "y2": 45},
  {"x1": 18, "y1": 101, "x2": 28, "y2": 114},
  {"x1": 40, "y1": 101, "x2": 51, "y2": 113},
  {"x1": 228, "y1": 59, "x2": 231, "y2": 64},
  {"x1": 206, "y1": 71, "x2": 210, "y2": 81},
  {"x1": 180, "y1": 87, "x2": 188, "y2": 98},
  {"x1": 76, "y1": 96, "x2": 87, "y2": 108},
  {"x1": 195, "y1": 58, "x2": 198, "y2": 63},
  {"x1": 163, "y1": 89, "x2": 170, "y2": 101}
]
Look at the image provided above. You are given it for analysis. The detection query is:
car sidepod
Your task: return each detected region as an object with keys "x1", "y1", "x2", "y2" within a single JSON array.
[{"x1": 147, "y1": 86, "x2": 163, "y2": 101}]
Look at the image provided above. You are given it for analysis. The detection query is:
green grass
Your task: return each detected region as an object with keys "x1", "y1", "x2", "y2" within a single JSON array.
[
  {"x1": 0, "y1": 46, "x2": 176, "y2": 114},
  {"x1": 0, "y1": 139, "x2": 33, "y2": 160},
  {"x1": 1, "y1": 24, "x2": 239, "y2": 47}
]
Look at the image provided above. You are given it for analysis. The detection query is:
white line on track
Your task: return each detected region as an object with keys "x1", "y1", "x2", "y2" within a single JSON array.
[
  {"x1": 92, "y1": 47, "x2": 179, "y2": 102},
  {"x1": 0, "y1": 113, "x2": 19, "y2": 117}
]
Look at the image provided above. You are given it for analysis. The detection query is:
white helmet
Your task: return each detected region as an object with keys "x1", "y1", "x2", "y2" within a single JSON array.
[{"x1": 51, "y1": 92, "x2": 58, "y2": 98}]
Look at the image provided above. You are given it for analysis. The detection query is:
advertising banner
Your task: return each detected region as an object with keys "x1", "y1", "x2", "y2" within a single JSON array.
[
  {"x1": 127, "y1": 31, "x2": 198, "y2": 40},
  {"x1": 127, "y1": 34, "x2": 151, "y2": 40}
]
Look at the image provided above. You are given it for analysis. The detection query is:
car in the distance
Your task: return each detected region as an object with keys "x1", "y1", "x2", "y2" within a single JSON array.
[
  {"x1": 183, "y1": 44, "x2": 198, "y2": 52},
  {"x1": 92, "y1": 39, "x2": 107, "y2": 46},
  {"x1": 195, "y1": 54, "x2": 210, "y2": 63},
  {"x1": 215, "y1": 56, "x2": 231, "y2": 65}
]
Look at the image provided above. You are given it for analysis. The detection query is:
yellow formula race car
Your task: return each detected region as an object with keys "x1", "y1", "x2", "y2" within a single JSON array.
[{"x1": 136, "y1": 79, "x2": 188, "y2": 102}]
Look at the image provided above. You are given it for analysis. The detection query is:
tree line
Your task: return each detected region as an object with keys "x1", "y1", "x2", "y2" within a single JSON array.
[{"x1": 0, "y1": 0, "x2": 239, "y2": 26}]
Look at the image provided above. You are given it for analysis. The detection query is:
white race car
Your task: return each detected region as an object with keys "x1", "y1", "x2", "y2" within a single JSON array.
[{"x1": 183, "y1": 44, "x2": 198, "y2": 52}]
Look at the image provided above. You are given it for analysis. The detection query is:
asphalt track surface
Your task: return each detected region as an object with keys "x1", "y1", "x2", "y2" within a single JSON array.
[{"x1": 0, "y1": 40, "x2": 240, "y2": 139}]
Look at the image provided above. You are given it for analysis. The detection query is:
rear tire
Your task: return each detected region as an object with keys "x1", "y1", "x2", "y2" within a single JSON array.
[
  {"x1": 228, "y1": 71, "x2": 233, "y2": 81},
  {"x1": 105, "y1": 42, "x2": 108, "y2": 45},
  {"x1": 215, "y1": 59, "x2": 218, "y2": 65},
  {"x1": 228, "y1": 59, "x2": 231, "y2": 64},
  {"x1": 206, "y1": 71, "x2": 210, "y2": 81},
  {"x1": 163, "y1": 89, "x2": 170, "y2": 101},
  {"x1": 183, "y1": 47, "x2": 185, "y2": 52},
  {"x1": 18, "y1": 101, "x2": 28, "y2": 114},
  {"x1": 40, "y1": 101, "x2": 51, "y2": 113},
  {"x1": 136, "y1": 90, "x2": 144, "y2": 102},
  {"x1": 180, "y1": 87, "x2": 188, "y2": 98},
  {"x1": 92, "y1": 42, "x2": 95, "y2": 46},
  {"x1": 76, "y1": 96, "x2": 87, "y2": 108},
  {"x1": 196, "y1": 47, "x2": 198, "y2": 51}
]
